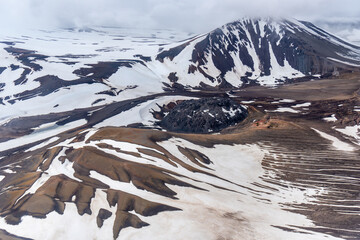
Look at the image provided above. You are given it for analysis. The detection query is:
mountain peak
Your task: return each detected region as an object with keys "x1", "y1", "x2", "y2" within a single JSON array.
[{"x1": 156, "y1": 17, "x2": 360, "y2": 88}]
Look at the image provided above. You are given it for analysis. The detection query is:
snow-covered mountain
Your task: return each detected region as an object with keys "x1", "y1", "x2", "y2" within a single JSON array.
[
  {"x1": 156, "y1": 18, "x2": 360, "y2": 87},
  {"x1": 1, "y1": 18, "x2": 360, "y2": 124},
  {"x1": 0, "y1": 18, "x2": 360, "y2": 240}
]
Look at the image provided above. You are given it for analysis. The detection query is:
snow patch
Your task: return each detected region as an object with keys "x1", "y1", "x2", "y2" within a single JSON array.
[
  {"x1": 323, "y1": 114, "x2": 337, "y2": 122},
  {"x1": 279, "y1": 99, "x2": 296, "y2": 103},
  {"x1": 312, "y1": 128, "x2": 354, "y2": 151},
  {"x1": 25, "y1": 137, "x2": 60, "y2": 152},
  {"x1": 336, "y1": 125, "x2": 360, "y2": 146},
  {"x1": 292, "y1": 102, "x2": 311, "y2": 108},
  {"x1": 327, "y1": 57, "x2": 360, "y2": 67},
  {"x1": 271, "y1": 107, "x2": 300, "y2": 113},
  {"x1": 0, "y1": 119, "x2": 86, "y2": 152}
]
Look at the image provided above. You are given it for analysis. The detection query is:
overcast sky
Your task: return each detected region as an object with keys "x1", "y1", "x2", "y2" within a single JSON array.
[{"x1": 0, "y1": 0, "x2": 359, "y2": 33}]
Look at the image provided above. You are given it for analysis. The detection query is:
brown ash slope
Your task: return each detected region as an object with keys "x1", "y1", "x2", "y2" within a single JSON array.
[{"x1": 0, "y1": 73, "x2": 359, "y2": 239}]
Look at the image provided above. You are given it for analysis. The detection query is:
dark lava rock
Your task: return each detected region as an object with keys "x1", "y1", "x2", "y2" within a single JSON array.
[{"x1": 159, "y1": 98, "x2": 248, "y2": 133}]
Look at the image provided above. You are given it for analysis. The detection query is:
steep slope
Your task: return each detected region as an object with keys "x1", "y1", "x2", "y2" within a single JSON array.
[{"x1": 156, "y1": 18, "x2": 360, "y2": 87}]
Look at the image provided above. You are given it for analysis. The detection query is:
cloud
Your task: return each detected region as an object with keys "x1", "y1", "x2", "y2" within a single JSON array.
[{"x1": 0, "y1": 0, "x2": 359, "y2": 32}]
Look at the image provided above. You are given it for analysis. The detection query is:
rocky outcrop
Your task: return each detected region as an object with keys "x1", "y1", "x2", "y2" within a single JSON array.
[{"x1": 159, "y1": 98, "x2": 248, "y2": 133}]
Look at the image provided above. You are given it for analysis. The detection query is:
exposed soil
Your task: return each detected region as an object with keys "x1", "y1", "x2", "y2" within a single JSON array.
[{"x1": 0, "y1": 73, "x2": 359, "y2": 239}]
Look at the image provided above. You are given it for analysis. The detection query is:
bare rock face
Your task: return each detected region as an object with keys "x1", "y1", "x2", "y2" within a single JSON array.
[{"x1": 159, "y1": 98, "x2": 248, "y2": 133}]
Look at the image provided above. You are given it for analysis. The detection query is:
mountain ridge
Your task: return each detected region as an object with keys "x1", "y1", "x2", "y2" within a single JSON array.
[{"x1": 156, "y1": 17, "x2": 360, "y2": 88}]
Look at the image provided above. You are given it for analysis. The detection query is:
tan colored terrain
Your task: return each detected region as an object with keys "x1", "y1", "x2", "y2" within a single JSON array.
[{"x1": 0, "y1": 73, "x2": 359, "y2": 239}]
